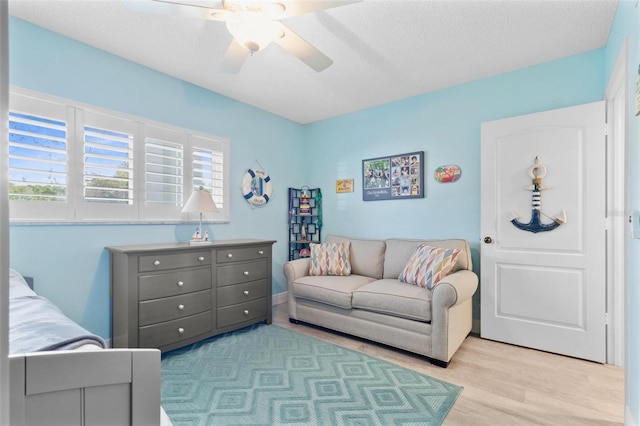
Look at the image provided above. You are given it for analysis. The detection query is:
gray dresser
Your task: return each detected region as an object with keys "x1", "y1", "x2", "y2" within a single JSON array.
[{"x1": 107, "y1": 239, "x2": 276, "y2": 352}]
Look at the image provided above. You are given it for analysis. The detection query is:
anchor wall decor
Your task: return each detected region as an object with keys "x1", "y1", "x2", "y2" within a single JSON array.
[{"x1": 511, "y1": 156, "x2": 567, "y2": 233}]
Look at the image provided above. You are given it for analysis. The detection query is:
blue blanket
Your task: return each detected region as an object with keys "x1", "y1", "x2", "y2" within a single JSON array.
[{"x1": 9, "y1": 294, "x2": 107, "y2": 355}]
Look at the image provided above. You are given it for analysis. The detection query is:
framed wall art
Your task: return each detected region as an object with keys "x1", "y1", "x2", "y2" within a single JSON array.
[
  {"x1": 336, "y1": 179, "x2": 354, "y2": 193},
  {"x1": 362, "y1": 151, "x2": 424, "y2": 201}
]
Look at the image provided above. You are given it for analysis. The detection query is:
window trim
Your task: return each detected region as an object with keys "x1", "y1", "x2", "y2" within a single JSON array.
[{"x1": 8, "y1": 87, "x2": 231, "y2": 224}]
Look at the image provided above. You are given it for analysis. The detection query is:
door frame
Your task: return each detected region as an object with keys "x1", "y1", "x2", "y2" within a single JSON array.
[
  {"x1": 604, "y1": 37, "x2": 628, "y2": 367},
  {"x1": 0, "y1": 1, "x2": 9, "y2": 422}
]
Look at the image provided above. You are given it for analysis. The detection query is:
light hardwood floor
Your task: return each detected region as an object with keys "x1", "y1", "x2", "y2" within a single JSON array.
[{"x1": 272, "y1": 302, "x2": 624, "y2": 425}]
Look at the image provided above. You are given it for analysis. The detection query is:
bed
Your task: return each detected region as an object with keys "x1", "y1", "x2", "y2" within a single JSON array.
[{"x1": 8, "y1": 268, "x2": 170, "y2": 426}]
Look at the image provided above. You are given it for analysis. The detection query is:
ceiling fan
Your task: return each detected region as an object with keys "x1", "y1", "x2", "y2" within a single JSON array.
[{"x1": 127, "y1": 0, "x2": 362, "y2": 73}]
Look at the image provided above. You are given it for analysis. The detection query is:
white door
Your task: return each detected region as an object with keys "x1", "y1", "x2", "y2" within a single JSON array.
[{"x1": 480, "y1": 101, "x2": 606, "y2": 363}]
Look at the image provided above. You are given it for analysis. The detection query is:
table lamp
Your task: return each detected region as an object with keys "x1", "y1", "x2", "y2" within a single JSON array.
[{"x1": 182, "y1": 186, "x2": 219, "y2": 244}]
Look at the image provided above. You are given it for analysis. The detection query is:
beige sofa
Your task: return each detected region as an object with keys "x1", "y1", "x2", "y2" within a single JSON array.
[{"x1": 284, "y1": 235, "x2": 478, "y2": 367}]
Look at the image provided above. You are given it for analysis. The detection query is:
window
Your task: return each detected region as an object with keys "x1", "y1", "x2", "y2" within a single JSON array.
[
  {"x1": 9, "y1": 111, "x2": 68, "y2": 202},
  {"x1": 83, "y1": 126, "x2": 134, "y2": 205},
  {"x1": 8, "y1": 90, "x2": 230, "y2": 223},
  {"x1": 191, "y1": 135, "x2": 225, "y2": 209}
]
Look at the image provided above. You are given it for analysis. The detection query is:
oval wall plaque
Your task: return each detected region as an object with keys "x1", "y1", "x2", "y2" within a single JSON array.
[{"x1": 434, "y1": 164, "x2": 461, "y2": 183}]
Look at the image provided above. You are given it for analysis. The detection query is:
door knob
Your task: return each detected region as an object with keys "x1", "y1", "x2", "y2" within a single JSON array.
[{"x1": 484, "y1": 236, "x2": 493, "y2": 244}]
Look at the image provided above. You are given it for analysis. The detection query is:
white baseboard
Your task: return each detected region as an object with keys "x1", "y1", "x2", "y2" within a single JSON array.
[{"x1": 272, "y1": 291, "x2": 287, "y2": 306}]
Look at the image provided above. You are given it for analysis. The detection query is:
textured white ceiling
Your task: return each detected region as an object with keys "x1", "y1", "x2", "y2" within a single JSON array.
[{"x1": 9, "y1": 0, "x2": 618, "y2": 124}]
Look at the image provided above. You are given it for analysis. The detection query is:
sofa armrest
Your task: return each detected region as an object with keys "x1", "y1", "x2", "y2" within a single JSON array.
[
  {"x1": 283, "y1": 258, "x2": 311, "y2": 282},
  {"x1": 431, "y1": 269, "x2": 478, "y2": 363},
  {"x1": 284, "y1": 258, "x2": 311, "y2": 320},
  {"x1": 432, "y1": 270, "x2": 478, "y2": 308}
]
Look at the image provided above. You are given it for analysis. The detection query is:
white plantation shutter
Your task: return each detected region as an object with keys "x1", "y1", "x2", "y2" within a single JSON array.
[
  {"x1": 145, "y1": 139, "x2": 183, "y2": 207},
  {"x1": 9, "y1": 112, "x2": 67, "y2": 201},
  {"x1": 76, "y1": 110, "x2": 136, "y2": 220},
  {"x1": 191, "y1": 144, "x2": 223, "y2": 208},
  {"x1": 189, "y1": 134, "x2": 229, "y2": 221},
  {"x1": 84, "y1": 126, "x2": 134, "y2": 204},
  {"x1": 8, "y1": 94, "x2": 74, "y2": 220},
  {"x1": 140, "y1": 125, "x2": 185, "y2": 220},
  {"x1": 8, "y1": 89, "x2": 230, "y2": 223}
]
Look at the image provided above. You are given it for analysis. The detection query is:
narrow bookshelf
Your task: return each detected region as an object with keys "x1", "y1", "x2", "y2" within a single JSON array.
[{"x1": 288, "y1": 186, "x2": 322, "y2": 260}]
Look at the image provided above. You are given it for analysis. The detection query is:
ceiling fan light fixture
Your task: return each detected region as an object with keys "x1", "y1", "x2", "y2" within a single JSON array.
[{"x1": 225, "y1": 11, "x2": 283, "y2": 54}]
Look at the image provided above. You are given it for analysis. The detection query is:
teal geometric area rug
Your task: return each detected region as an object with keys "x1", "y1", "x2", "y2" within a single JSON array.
[{"x1": 161, "y1": 323, "x2": 462, "y2": 426}]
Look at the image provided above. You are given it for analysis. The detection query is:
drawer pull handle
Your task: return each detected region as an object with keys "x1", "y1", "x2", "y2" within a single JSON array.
[
  {"x1": 178, "y1": 304, "x2": 185, "y2": 310},
  {"x1": 153, "y1": 260, "x2": 160, "y2": 266},
  {"x1": 198, "y1": 256, "x2": 205, "y2": 261},
  {"x1": 243, "y1": 271, "x2": 249, "y2": 276},
  {"x1": 227, "y1": 253, "x2": 233, "y2": 258},
  {"x1": 243, "y1": 290, "x2": 249, "y2": 296},
  {"x1": 243, "y1": 309, "x2": 249, "y2": 315},
  {"x1": 258, "y1": 250, "x2": 264, "y2": 255},
  {"x1": 177, "y1": 281, "x2": 184, "y2": 287},
  {"x1": 178, "y1": 327, "x2": 185, "y2": 334}
]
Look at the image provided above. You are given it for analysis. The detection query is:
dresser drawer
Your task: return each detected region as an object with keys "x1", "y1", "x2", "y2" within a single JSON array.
[
  {"x1": 139, "y1": 267, "x2": 211, "y2": 301},
  {"x1": 139, "y1": 289, "x2": 212, "y2": 326},
  {"x1": 139, "y1": 250, "x2": 211, "y2": 272},
  {"x1": 217, "y1": 279, "x2": 267, "y2": 307},
  {"x1": 216, "y1": 259, "x2": 267, "y2": 287},
  {"x1": 217, "y1": 298, "x2": 267, "y2": 329},
  {"x1": 139, "y1": 311, "x2": 212, "y2": 348},
  {"x1": 216, "y1": 245, "x2": 270, "y2": 264}
]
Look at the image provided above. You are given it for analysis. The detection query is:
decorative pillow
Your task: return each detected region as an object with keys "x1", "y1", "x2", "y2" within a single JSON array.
[
  {"x1": 398, "y1": 244, "x2": 460, "y2": 290},
  {"x1": 308, "y1": 242, "x2": 352, "y2": 276}
]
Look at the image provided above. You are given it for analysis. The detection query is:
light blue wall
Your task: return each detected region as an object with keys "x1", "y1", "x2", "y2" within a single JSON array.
[
  {"x1": 8, "y1": 17, "x2": 308, "y2": 337},
  {"x1": 305, "y1": 49, "x2": 605, "y2": 320},
  {"x1": 604, "y1": 1, "x2": 640, "y2": 423},
  {"x1": 7, "y1": 13, "x2": 614, "y2": 352}
]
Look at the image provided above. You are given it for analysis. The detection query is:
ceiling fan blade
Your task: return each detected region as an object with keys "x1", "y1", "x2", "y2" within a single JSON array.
[
  {"x1": 274, "y1": 23, "x2": 333, "y2": 72},
  {"x1": 277, "y1": 0, "x2": 363, "y2": 19},
  {"x1": 123, "y1": 0, "x2": 225, "y2": 21},
  {"x1": 220, "y1": 38, "x2": 250, "y2": 74}
]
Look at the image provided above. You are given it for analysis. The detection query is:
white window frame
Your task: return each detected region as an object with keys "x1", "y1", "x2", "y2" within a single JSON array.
[{"x1": 8, "y1": 87, "x2": 230, "y2": 224}]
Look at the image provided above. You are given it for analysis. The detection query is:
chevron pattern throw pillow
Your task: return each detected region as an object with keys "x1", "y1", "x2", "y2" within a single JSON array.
[
  {"x1": 399, "y1": 244, "x2": 461, "y2": 290},
  {"x1": 308, "y1": 242, "x2": 352, "y2": 276}
]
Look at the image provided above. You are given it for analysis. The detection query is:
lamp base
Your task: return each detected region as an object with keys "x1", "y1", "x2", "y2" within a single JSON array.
[{"x1": 188, "y1": 239, "x2": 213, "y2": 246}]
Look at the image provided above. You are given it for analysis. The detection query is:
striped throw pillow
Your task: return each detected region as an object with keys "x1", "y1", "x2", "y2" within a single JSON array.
[
  {"x1": 308, "y1": 242, "x2": 352, "y2": 276},
  {"x1": 398, "y1": 244, "x2": 460, "y2": 290}
]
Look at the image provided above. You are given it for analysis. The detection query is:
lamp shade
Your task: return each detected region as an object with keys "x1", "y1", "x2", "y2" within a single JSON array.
[{"x1": 182, "y1": 188, "x2": 219, "y2": 214}]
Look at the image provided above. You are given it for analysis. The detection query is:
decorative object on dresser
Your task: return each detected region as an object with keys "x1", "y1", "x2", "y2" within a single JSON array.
[
  {"x1": 288, "y1": 186, "x2": 322, "y2": 260},
  {"x1": 107, "y1": 239, "x2": 276, "y2": 352},
  {"x1": 182, "y1": 186, "x2": 219, "y2": 245}
]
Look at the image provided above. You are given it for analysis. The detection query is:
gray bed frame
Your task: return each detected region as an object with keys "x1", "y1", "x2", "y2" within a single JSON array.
[{"x1": 8, "y1": 277, "x2": 162, "y2": 426}]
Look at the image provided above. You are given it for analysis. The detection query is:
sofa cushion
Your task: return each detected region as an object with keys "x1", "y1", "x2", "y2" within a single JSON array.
[
  {"x1": 352, "y1": 279, "x2": 432, "y2": 322},
  {"x1": 292, "y1": 275, "x2": 376, "y2": 309},
  {"x1": 325, "y1": 235, "x2": 386, "y2": 279},
  {"x1": 398, "y1": 244, "x2": 461, "y2": 290},
  {"x1": 383, "y1": 238, "x2": 470, "y2": 279},
  {"x1": 308, "y1": 242, "x2": 352, "y2": 276}
]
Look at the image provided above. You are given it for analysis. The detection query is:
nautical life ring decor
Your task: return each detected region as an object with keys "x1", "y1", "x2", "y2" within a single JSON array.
[{"x1": 242, "y1": 168, "x2": 272, "y2": 207}]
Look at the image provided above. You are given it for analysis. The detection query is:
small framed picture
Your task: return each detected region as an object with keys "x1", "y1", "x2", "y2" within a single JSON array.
[
  {"x1": 336, "y1": 179, "x2": 354, "y2": 193},
  {"x1": 362, "y1": 151, "x2": 424, "y2": 201}
]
